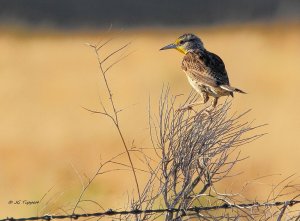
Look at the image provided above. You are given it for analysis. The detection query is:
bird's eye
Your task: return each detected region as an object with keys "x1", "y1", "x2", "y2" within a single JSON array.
[{"x1": 179, "y1": 40, "x2": 184, "y2": 45}]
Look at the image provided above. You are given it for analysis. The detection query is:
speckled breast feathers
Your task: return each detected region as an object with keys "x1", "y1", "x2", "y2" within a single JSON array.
[{"x1": 181, "y1": 49, "x2": 232, "y2": 97}]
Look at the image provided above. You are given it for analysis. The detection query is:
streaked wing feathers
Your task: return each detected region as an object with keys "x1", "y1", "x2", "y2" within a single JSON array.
[{"x1": 181, "y1": 50, "x2": 230, "y2": 88}]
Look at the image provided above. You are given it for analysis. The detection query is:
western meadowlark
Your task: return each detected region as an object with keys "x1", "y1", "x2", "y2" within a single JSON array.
[{"x1": 160, "y1": 33, "x2": 245, "y2": 110}]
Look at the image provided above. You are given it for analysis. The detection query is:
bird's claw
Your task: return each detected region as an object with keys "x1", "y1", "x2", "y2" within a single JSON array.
[
  {"x1": 203, "y1": 109, "x2": 211, "y2": 116},
  {"x1": 202, "y1": 106, "x2": 215, "y2": 119}
]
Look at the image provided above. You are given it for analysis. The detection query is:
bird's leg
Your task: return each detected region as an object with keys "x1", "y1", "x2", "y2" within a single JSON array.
[
  {"x1": 203, "y1": 97, "x2": 218, "y2": 116},
  {"x1": 178, "y1": 92, "x2": 209, "y2": 111},
  {"x1": 206, "y1": 97, "x2": 218, "y2": 111}
]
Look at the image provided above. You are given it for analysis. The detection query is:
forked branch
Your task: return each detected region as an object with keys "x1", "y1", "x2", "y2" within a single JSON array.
[{"x1": 84, "y1": 40, "x2": 141, "y2": 206}]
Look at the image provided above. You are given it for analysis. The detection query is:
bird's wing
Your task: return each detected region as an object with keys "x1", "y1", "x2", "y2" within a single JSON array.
[{"x1": 182, "y1": 51, "x2": 230, "y2": 87}]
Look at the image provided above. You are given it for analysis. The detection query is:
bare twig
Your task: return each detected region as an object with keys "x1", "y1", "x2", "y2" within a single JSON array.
[{"x1": 84, "y1": 39, "x2": 142, "y2": 206}]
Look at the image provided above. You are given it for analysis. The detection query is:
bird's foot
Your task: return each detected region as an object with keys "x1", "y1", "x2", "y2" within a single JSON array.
[
  {"x1": 202, "y1": 105, "x2": 215, "y2": 118},
  {"x1": 203, "y1": 109, "x2": 212, "y2": 116}
]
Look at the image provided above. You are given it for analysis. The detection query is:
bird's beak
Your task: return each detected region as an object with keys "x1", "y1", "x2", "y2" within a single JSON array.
[{"x1": 160, "y1": 43, "x2": 177, "y2": 51}]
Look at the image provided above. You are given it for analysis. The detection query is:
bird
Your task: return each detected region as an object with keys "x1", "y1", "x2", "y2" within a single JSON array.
[{"x1": 160, "y1": 33, "x2": 245, "y2": 110}]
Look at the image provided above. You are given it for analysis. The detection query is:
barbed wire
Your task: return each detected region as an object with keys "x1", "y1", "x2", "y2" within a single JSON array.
[{"x1": 2, "y1": 200, "x2": 299, "y2": 221}]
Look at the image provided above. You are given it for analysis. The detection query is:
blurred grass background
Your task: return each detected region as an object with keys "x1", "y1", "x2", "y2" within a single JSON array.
[{"x1": 0, "y1": 0, "x2": 300, "y2": 217}]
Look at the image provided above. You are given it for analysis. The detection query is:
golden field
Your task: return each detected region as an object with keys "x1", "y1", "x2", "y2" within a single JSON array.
[{"x1": 0, "y1": 23, "x2": 299, "y2": 216}]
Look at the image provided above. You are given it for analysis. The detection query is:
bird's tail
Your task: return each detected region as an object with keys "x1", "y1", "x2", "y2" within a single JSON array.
[{"x1": 220, "y1": 85, "x2": 246, "y2": 97}]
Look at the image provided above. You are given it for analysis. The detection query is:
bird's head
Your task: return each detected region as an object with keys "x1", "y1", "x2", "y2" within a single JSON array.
[{"x1": 160, "y1": 33, "x2": 204, "y2": 54}]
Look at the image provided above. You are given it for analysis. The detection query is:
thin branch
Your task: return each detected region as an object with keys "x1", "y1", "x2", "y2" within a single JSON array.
[
  {"x1": 85, "y1": 40, "x2": 142, "y2": 205},
  {"x1": 100, "y1": 42, "x2": 131, "y2": 65}
]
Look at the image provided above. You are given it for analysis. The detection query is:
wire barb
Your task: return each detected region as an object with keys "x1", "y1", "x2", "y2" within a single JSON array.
[{"x1": 2, "y1": 200, "x2": 299, "y2": 221}]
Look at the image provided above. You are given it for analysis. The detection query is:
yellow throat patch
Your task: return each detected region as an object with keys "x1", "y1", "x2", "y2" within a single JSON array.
[
  {"x1": 174, "y1": 39, "x2": 188, "y2": 54},
  {"x1": 175, "y1": 45, "x2": 188, "y2": 54}
]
